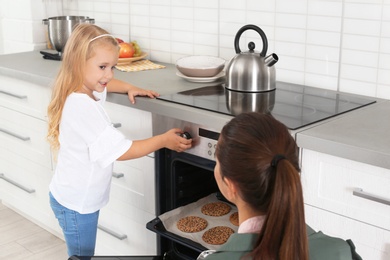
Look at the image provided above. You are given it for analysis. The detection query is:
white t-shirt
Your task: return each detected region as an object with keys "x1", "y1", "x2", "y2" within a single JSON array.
[{"x1": 49, "y1": 89, "x2": 132, "y2": 214}]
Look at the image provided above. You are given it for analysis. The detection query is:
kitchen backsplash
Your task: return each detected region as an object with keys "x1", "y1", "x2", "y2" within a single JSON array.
[{"x1": 1, "y1": 0, "x2": 389, "y2": 99}]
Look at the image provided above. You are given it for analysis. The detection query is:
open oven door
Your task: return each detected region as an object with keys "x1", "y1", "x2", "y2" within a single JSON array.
[{"x1": 69, "y1": 256, "x2": 163, "y2": 260}]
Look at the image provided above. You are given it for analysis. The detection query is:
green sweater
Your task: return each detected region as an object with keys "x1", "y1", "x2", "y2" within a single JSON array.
[{"x1": 202, "y1": 225, "x2": 361, "y2": 260}]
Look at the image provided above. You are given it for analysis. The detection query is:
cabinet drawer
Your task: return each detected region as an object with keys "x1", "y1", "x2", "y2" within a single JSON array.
[
  {"x1": 105, "y1": 102, "x2": 153, "y2": 157},
  {"x1": 96, "y1": 202, "x2": 157, "y2": 256},
  {"x1": 301, "y1": 149, "x2": 390, "y2": 230},
  {"x1": 305, "y1": 204, "x2": 390, "y2": 260},
  {"x1": 0, "y1": 106, "x2": 52, "y2": 169},
  {"x1": 0, "y1": 76, "x2": 51, "y2": 120},
  {"x1": 111, "y1": 156, "x2": 155, "y2": 215},
  {"x1": 0, "y1": 150, "x2": 51, "y2": 215}
]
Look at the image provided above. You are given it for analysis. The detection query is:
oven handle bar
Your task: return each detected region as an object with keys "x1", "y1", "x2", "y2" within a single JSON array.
[
  {"x1": 353, "y1": 188, "x2": 390, "y2": 206},
  {"x1": 98, "y1": 224, "x2": 127, "y2": 240}
]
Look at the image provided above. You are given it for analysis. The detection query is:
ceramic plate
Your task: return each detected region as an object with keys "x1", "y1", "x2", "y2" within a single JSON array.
[
  {"x1": 176, "y1": 70, "x2": 225, "y2": 83},
  {"x1": 117, "y1": 52, "x2": 148, "y2": 65}
]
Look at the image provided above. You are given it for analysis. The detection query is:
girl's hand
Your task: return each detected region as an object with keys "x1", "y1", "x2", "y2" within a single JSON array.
[
  {"x1": 164, "y1": 128, "x2": 192, "y2": 152},
  {"x1": 127, "y1": 86, "x2": 159, "y2": 104}
]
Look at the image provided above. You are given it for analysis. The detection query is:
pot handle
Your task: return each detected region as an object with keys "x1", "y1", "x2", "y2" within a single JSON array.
[
  {"x1": 234, "y1": 24, "x2": 268, "y2": 57},
  {"x1": 42, "y1": 19, "x2": 48, "y2": 25},
  {"x1": 85, "y1": 18, "x2": 95, "y2": 24}
]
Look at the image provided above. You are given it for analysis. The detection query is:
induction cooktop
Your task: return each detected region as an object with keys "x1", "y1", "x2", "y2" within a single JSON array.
[{"x1": 157, "y1": 81, "x2": 376, "y2": 130}]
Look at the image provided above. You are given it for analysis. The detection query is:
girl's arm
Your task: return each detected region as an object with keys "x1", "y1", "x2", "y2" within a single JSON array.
[
  {"x1": 117, "y1": 128, "x2": 192, "y2": 160},
  {"x1": 107, "y1": 78, "x2": 159, "y2": 104}
]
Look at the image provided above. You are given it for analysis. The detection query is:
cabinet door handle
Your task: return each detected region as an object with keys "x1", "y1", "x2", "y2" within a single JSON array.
[
  {"x1": 112, "y1": 172, "x2": 124, "y2": 178},
  {"x1": 0, "y1": 173, "x2": 36, "y2": 193},
  {"x1": 0, "y1": 90, "x2": 27, "y2": 99},
  {"x1": 0, "y1": 127, "x2": 30, "y2": 141},
  {"x1": 353, "y1": 188, "x2": 390, "y2": 206},
  {"x1": 112, "y1": 123, "x2": 122, "y2": 128},
  {"x1": 98, "y1": 224, "x2": 127, "y2": 240}
]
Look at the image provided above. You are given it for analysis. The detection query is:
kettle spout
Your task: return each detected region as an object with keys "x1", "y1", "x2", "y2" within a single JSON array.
[{"x1": 265, "y1": 53, "x2": 278, "y2": 67}]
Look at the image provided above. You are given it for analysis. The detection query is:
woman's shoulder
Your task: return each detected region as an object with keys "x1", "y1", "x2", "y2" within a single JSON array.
[{"x1": 202, "y1": 233, "x2": 258, "y2": 260}]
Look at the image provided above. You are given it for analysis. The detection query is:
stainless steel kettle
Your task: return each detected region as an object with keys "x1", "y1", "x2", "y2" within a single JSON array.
[{"x1": 225, "y1": 24, "x2": 278, "y2": 93}]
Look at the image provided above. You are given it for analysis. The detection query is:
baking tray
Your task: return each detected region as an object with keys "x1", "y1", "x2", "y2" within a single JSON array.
[
  {"x1": 146, "y1": 193, "x2": 238, "y2": 252},
  {"x1": 146, "y1": 217, "x2": 207, "y2": 253}
]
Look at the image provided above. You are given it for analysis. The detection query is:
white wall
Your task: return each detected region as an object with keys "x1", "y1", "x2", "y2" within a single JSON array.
[
  {"x1": 0, "y1": 0, "x2": 48, "y2": 54},
  {"x1": 1, "y1": 0, "x2": 390, "y2": 100}
]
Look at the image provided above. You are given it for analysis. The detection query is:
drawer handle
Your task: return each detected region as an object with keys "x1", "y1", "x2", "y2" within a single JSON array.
[
  {"x1": 0, "y1": 90, "x2": 27, "y2": 99},
  {"x1": 0, "y1": 173, "x2": 36, "y2": 193},
  {"x1": 98, "y1": 224, "x2": 127, "y2": 240},
  {"x1": 112, "y1": 172, "x2": 124, "y2": 178},
  {"x1": 353, "y1": 188, "x2": 390, "y2": 206},
  {"x1": 0, "y1": 127, "x2": 31, "y2": 141},
  {"x1": 112, "y1": 123, "x2": 122, "y2": 128}
]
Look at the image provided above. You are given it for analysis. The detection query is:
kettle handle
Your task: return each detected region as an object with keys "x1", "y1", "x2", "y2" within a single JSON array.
[{"x1": 234, "y1": 24, "x2": 268, "y2": 57}]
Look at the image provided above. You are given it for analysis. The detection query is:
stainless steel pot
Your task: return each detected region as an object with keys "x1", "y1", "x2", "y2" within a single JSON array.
[
  {"x1": 42, "y1": 16, "x2": 95, "y2": 55},
  {"x1": 225, "y1": 24, "x2": 278, "y2": 93},
  {"x1": 225, "y1": 89, "x2": 275, "y2": 115}
]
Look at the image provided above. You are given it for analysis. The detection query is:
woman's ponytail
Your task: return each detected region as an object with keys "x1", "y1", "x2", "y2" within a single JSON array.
[{"x1": 251, "y1": 159, "x2": 308, "y2": 260}]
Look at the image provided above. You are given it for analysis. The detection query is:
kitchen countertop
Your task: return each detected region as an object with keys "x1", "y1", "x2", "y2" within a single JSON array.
[
  {"x1": 296, "y1": 101, "x2": 390, "y2": 169},
  {"x1": 1, "y1": 51, "x2": 389, "y2": 169},
  {"x1": 0, "y1": 51, "x2": 233, "y2": 131}
]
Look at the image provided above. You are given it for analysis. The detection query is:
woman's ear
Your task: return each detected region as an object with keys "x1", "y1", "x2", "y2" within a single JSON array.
[{"x1": 223, "y1": 177, "x2": 238, "y2": 201}]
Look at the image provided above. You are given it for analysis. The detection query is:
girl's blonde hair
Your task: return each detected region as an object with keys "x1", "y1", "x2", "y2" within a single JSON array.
[{"x1": 47, "y1": 24, "x2": 119, "y2": 150}]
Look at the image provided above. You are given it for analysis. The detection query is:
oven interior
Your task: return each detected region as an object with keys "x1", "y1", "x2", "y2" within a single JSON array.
[{"x1": 147, "y1": 148, "x2": 220, "y2": 260}]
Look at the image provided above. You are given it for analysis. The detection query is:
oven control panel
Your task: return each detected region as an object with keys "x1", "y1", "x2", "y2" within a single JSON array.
[
  {"x1": 191, "y1": 128, "x2": 219, "y2": 160},
  {"x1": 152, "y1": 114, "x2": 221, "y2": 161}
]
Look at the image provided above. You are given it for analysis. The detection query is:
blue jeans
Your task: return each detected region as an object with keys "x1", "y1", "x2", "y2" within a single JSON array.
[{"x1": 49, "y1": 192, "x2": 99, "y2": 257}]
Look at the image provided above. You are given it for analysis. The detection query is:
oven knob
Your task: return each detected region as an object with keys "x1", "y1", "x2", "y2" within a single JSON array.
[{"x1": 180, "y1": 132, "x2": 192, "y2": 139}]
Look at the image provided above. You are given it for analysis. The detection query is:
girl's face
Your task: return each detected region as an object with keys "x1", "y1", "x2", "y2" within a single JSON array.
[{"x1": 82, "y1": 44, "x2": 118, "y2": 98}]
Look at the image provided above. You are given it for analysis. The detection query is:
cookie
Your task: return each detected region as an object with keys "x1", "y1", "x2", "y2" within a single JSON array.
[
  {"x1": 202, "y1": 226, "x2": 234, "y2": 245},
  {"x1": 201, "y1": 202, "x2": 231, "y2": 217},
  {"x1": 177, "y1": 216, "x2": 208, "y2": 233},
  {"x1": 229, "y1": 212, "x2": 239, "y2": 226}
]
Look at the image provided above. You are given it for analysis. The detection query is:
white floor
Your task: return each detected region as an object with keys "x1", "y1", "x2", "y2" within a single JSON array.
[{"x1": 0, "y1": 201, "x2": 68, "y2": 260}]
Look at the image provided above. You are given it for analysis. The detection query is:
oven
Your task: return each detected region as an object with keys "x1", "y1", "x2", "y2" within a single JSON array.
[{"x1": 147, "y1": 114, "x2": 223, "y2": 260}]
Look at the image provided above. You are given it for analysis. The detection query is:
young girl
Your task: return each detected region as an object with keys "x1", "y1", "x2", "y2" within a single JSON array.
[
  {"x1": 47, "y1": 24, "x2": 192, "y2": 257},
  {"x1": 203, "y1": 112, "x2": 308, "y2": 260}
]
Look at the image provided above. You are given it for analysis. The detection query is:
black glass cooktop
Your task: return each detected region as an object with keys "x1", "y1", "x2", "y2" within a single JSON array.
[{"x1": 157, "y1": 82, "x2": 376, "y2": 130}]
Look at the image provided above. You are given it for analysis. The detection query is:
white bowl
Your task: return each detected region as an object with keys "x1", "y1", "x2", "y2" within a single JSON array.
[{"x1": 176, "y1": 56, "x2": 225, "y2": 77}]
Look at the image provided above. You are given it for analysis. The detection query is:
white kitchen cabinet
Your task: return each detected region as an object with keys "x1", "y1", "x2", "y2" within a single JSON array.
[
  {"x1": 0, "y1": 75, "x2": 158, "y2": 255},
  {"x1": 0, "y1": 75, "x2": 60, "y2": 236},
  {"x1": 0, "y1": 76, "x2": 51, "y2": 120},
  {"x1": 105, "y1": 101, "x2": 153, "y2": 158},
  {"x1": 301, "y1": 149, "x2": 390, "y2": 259},
  {"x1": 95, "y1": 101, "x2": 157, "y2": 256}
]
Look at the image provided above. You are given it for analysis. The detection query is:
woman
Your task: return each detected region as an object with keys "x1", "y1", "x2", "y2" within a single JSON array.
[{"x1": 205, "y1": 112, "x2": 308, "y2": 260}]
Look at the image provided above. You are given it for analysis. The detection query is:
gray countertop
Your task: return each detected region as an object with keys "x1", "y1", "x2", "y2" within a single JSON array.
[
  {"x1": 0, "y1": 51, "x2": 233, "y2": 131},
  {"x1": 296, "y1": 101, "x2": 390, "y2": 169},
  {"x1": 1, "y1": 51, "x2": 389, "y2": 169}
]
